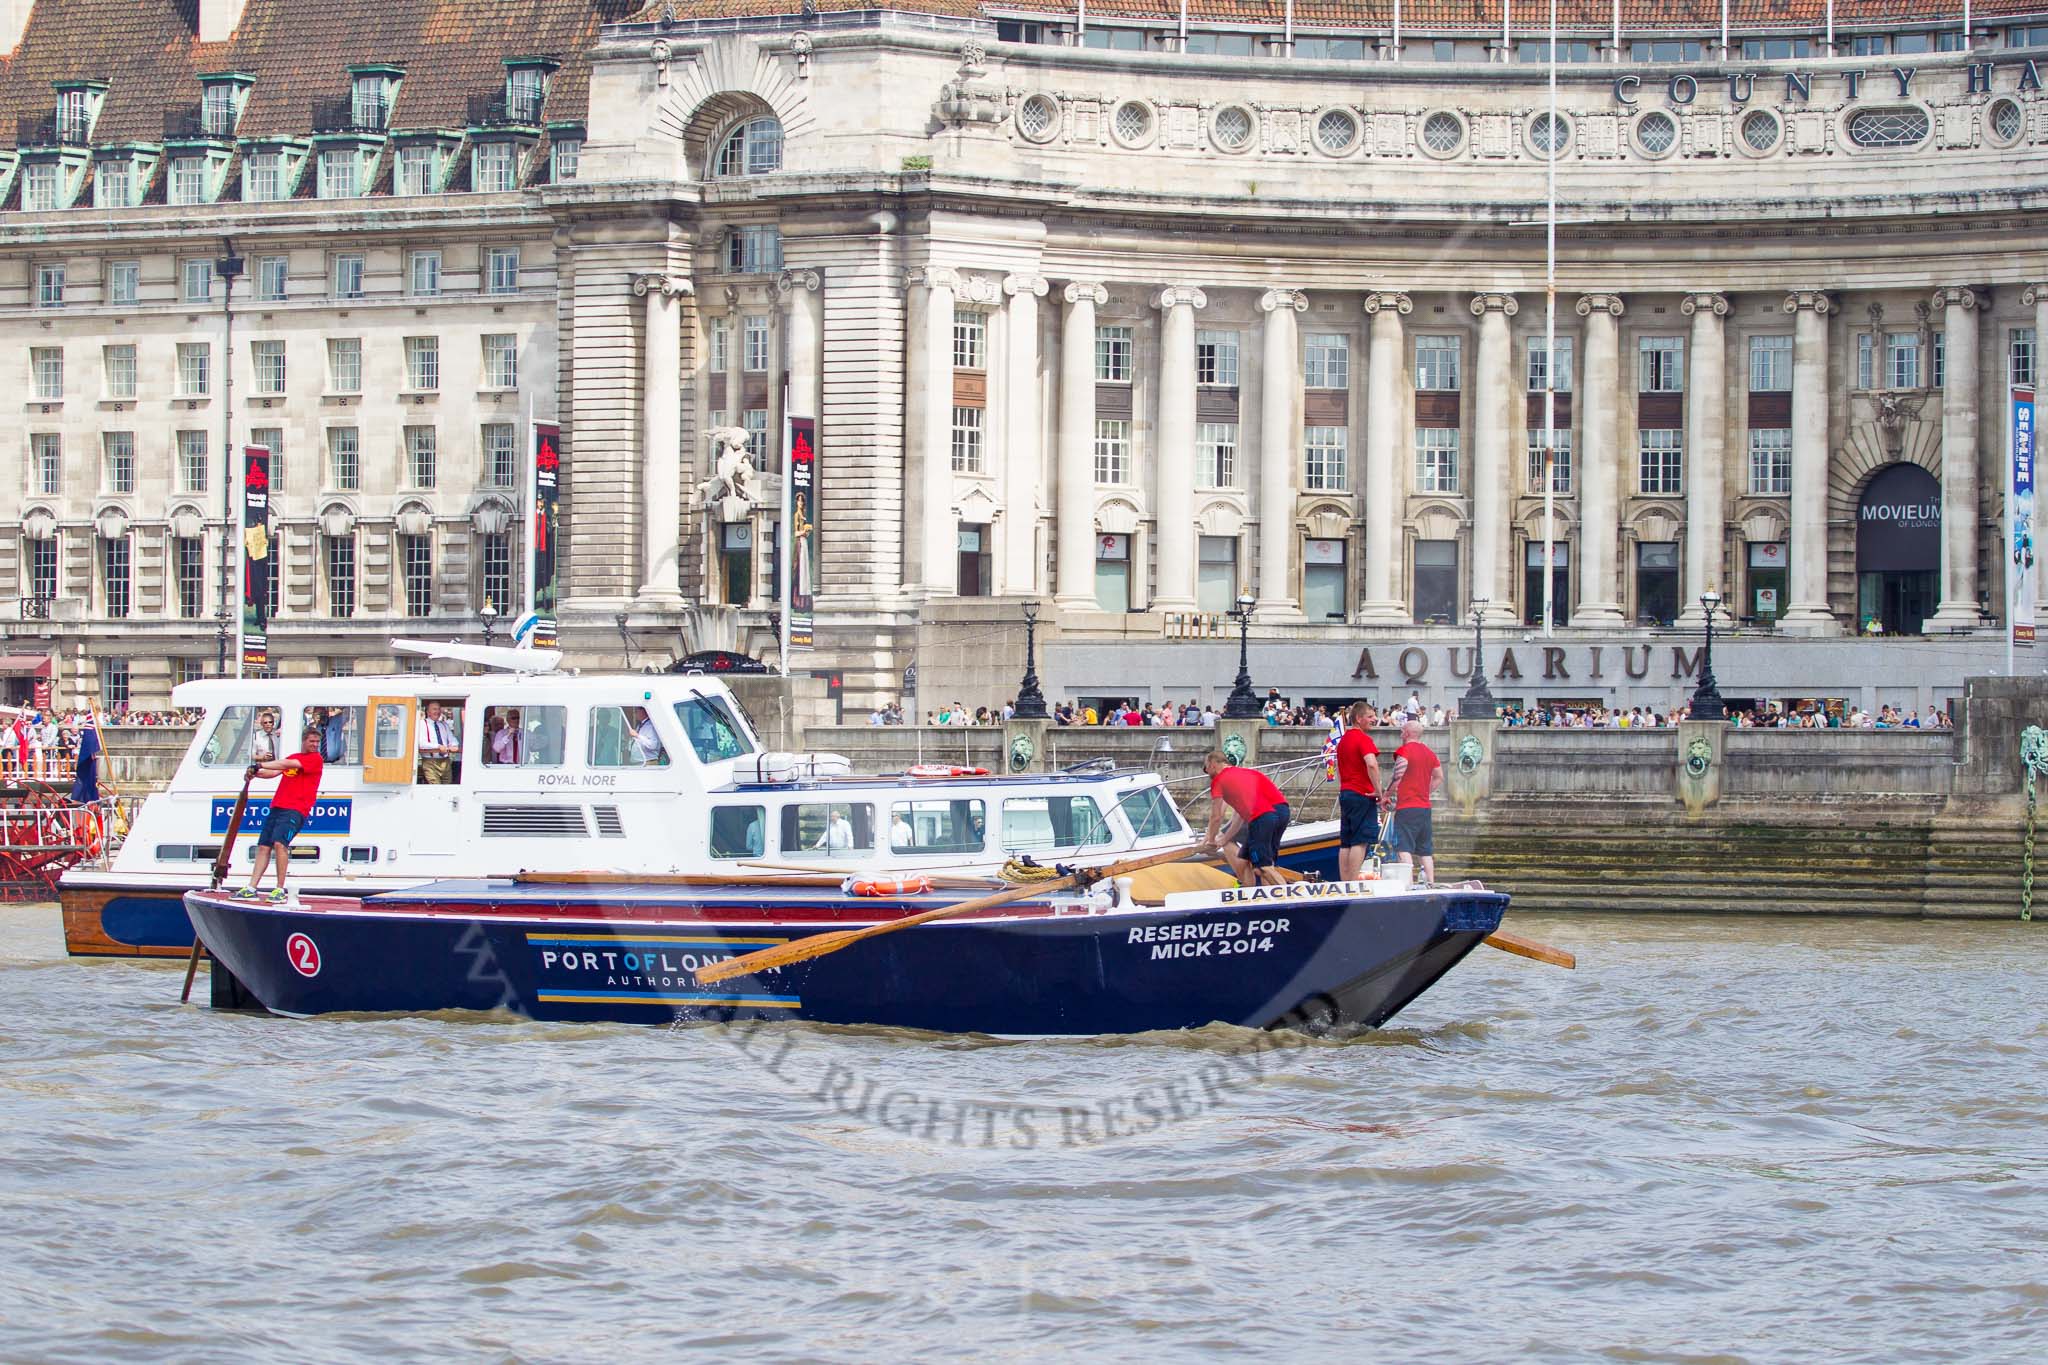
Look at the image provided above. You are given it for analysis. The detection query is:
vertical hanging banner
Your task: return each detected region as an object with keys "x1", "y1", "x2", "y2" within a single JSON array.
[
  {"x1": 2013, "y1": 387, "x2": 2037, "y2": 646},
  {"x1": 241, "y1": 444, "x2": 272, "y2": 671},
  {"x1": 788, "y1": 416, "x2": 817, "y2": 649},
  {"x1": 531, "y1": 421, "x2": 561, "y2": 650}
]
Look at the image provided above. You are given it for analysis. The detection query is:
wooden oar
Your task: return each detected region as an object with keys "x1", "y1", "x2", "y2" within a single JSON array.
[
  {"x1": 1481, "y1": 929, "x2": 1576, "y2": 969},
  {"x1": 694, "y1": 842, "x2": 1206, "y2": 987},
  {"x1": 183, "y1": 770, "x2": 255, "y2": 1003},
  {"x1": 515, "y1": 869, "x2": 996, "y2": 891}
]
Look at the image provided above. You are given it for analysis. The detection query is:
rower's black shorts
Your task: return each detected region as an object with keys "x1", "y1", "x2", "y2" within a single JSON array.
[
  {"x1": 1338, "y1": 791, "x2": 1381, "y2": 848},
  {"x1": 1388, "y1": 807, "x2": 1434, "y2": 858},
  {"x1": 1238, "y1": 804, "x2": 1290, "y2": 868}
]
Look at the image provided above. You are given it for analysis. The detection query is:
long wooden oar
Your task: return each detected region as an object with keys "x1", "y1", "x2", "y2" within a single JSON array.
[
  {"x1": 183, "y1": 770, "x2": 255, "y2": 1003},
  {"x1": 515, "y1": 869, "x2": 997, "y2": 891},
  {"x1": 694, "y1": 842, "x2": 1206, "y2": 987}
]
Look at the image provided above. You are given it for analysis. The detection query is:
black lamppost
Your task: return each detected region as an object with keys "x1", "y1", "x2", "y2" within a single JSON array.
[
  {"x1": 1222, "y1": 594, "x2": 1261, "y2": 719},
  {"x1": 480, "y1": 600, "x2": 500, "y2": 647},
  {"x1": 1690, "y1": 590, "x2": 1727, "y2": 721},
  {"x1": 214, "y1": 240, "x2": 244, "y2": 676},
  {"x1": 1458, "y1": 597, "x2": 1498, "y2": 719},
  {"x1": 1013, "y1": 602, "x2": 1049, "y2": 719}
]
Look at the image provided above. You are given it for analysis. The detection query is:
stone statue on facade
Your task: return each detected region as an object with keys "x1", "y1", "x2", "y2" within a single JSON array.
[{"x1": 699, "y1": 428, "x2": 760, "y2": 523}]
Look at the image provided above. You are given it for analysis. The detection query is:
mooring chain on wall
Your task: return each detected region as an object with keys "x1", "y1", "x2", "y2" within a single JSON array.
[{"x1": 2021, "y1": 725, "x2": 2048, "y2": 922}]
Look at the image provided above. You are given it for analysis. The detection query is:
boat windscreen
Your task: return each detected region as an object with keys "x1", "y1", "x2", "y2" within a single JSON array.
[
  {"x1": 675, "y1": 696, "x2": 753, "y2": 762},
  {"x1": 1123, "y1": 784, "x2": 1187, "y2": 838}
]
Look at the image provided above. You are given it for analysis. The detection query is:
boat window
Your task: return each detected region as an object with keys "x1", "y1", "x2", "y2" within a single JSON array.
[
  {"x1": 301, "y1": 706, "x2": 365, "y2": 766},
  {"x1": 588, "y1": 705, "x2": 669, "y2": 767},
  {"x1": 199, "y1": 705, "x2": 286, "y2": 767},
  {"x1": 890, "y1": 798, "x2": 987, "y2": 854},
  {"x1": 709, "y1": 805, "x2": 766, "y2": 859},
  {"x1": 1002, "y1": 795, "x2": 1113, "y2": 855},
  {"x1": 674, "y1": 696, "x2": 754, "y2": 762},
  {"x1": 1123, "y1": 785, "x2": 1187, "y2": 839},
  {"x1": 481, "y1": 705, "x2": 565, "y2": 766},
  {"x1": 780, "y1": 802, "x2": 874, "y2": 856}
]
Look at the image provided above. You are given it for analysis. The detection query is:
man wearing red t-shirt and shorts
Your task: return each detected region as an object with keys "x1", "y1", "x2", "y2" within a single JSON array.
[
  {"x1": 1382, "y1": 719, "x2": 1444, "y2": 885},
  {"x1": 237, "y1": 725, "x2": 325, "y2": 903},
  {"x1": 1334, "y1": 701, "x2": 1384, "y2": 881},
  {"x1": 1202, "y1": 752, "x2": 1290, "y2": 887}
]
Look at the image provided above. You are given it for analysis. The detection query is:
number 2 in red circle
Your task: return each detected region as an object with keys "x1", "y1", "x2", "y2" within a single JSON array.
[{"x1": 285, "y1": 932, "x2": 322, "y2": 978}]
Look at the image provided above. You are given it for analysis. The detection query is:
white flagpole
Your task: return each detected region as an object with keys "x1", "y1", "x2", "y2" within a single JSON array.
[
  {"x1": 1543, "y1": 0, "x2": 1558, "y2": 637},
  {"x1": 523, "y1": 390, "x2": 537, "y2": 622}
]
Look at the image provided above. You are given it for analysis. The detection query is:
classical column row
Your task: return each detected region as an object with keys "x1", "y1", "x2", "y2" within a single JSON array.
[{"x1": 633, "y1": 270, "x2": 691, "y2": 607}]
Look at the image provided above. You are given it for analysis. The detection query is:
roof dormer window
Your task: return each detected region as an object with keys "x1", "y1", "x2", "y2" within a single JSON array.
[
  {"x1": 196, "y1": 73, "x2": 253, "y2": 137},
  {"x1": 346, "y1": 65, "x2": 403, "y2": 132},
  {"x1": 92, "y1": 147, "x2": 154, "y2": 208},
  {"x1": 502, "y1": 57, "x2": 558, "y2": 125},
  {"x1": 58, "y1": 89, "x2": 92, "y2": 143}
]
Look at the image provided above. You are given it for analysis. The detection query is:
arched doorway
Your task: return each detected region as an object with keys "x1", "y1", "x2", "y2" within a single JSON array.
[{"x1": 1856, "y1": 463, "x2": 1940, "y2": 635}]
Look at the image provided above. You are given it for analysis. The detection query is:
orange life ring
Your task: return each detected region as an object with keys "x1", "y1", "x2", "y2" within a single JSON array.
[
  {"x1": 846, "y1": 875, "x2": 934, "y2": 897},
  {"x1": 905, "y1": 764, "x2": 989, "y2": 779}
]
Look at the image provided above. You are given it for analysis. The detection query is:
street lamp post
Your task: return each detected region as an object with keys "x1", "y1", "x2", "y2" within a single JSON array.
[
  {"x1": 1690, "y1": 590, "x2": 1727, "y2": 721},
  {"x1": 1012, "y1": 602, "x2": 1049, "y2": 719},
  {"x1": 480, "y1": 600, "x2": 500, "y2": 648},
  {"x1": 1222, "y1": 594, "x2": 1261, "y2": 719},
  {"x1": 1458, "y1": 597, "x2": 1498, "y2": 719}
]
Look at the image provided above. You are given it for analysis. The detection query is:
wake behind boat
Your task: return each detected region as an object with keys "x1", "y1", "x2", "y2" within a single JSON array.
[{"x1": 183, "y1": 870, "x2": 1508, "y2": 1036}]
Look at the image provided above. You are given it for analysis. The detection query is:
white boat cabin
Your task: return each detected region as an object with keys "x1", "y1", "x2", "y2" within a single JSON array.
[{"x1": 98, "y1": 665, "x2": 1191, "y2": 889}]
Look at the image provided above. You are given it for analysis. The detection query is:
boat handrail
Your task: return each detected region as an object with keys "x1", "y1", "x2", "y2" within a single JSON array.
[{"x1": 391, "y1": 638, "x2": 562, "y2": 674}]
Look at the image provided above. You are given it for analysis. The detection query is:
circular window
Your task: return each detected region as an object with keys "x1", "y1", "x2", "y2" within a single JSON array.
[
  {"x1": 1016, "y1": 93, "x2": 1059, "y2": 143},
  {"x1": 1636, "y1": 111, "x2": 1678, "y2": 156},
  {"x1": 1111, "y1": 99, "x2": 1155, "y2": 148},
  {"x1": 1315, "y1": 108, "x2": 1360, "y2": 155},
  {"x1": 1528, "y1": 111, "x2": 1570, "y2": 158},
  {"x1": 1211, "y1": 105, "x2": 1255, "y2": 152},
  {"x1": 1421, "y1": 110, "x2": 1465, "y2": 157},
  {"x1": 1991, "y1": 97, "x2": 2024, "y2": 144},
  {"x1": 1740, "y1": 109, "x2": 1781, "y2": 153},
  {"x1": 1848, "y1": 108, "x2": 1930, "y2": 149}
]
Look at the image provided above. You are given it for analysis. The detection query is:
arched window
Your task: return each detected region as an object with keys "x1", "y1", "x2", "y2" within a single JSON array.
[{"x1": 716, "y1": 117, "x2": 783, "y2": 177}]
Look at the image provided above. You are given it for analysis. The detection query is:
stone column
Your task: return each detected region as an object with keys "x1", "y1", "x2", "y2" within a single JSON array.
[
  {"x1": 1928, "y1": 285, "x2": 1985, "y2": 630},
  {"x1": 1677, "y1": 291, "x2": 1730, "y2": 625},
  {"x1": 1055, "y1": 281, "x2": 1107, "y2": 611},
  {"x1": 1780, "y1": 290, "x2": 1838, "y2": 633},
  {"x1": 1471, "y1": 291, "x2": 1518, "y2": 623},
  {"x1": 905, "y1": 265, "x2": 958, "y2": 597},
  {"x1": 1256, "y1": 288, "x2": 1306, "y2": 615},
  {"x1": 632, "y1": 271, "x2": 691, "y2": 606},
  {"x1": 777, "y1": 268, "x2": 822, "y2": 419},
  {"x1": 1002, "y1": 273, "x2": 1048, "y2": 597},
  {"x1": 1152, "y1": 285, "x2": 1206, "y2": 611},
  {"x1": 1360, "y1": 291, "x2": 1412, "y2": 623},
  {"x1": 1574, "y1": 293, "x2": 1626, "y2": 624}
]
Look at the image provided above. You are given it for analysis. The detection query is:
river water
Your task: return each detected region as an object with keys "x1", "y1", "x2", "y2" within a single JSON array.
[{"x1": 2, "y1": 906, "x2": 2043, "y2": 1363}]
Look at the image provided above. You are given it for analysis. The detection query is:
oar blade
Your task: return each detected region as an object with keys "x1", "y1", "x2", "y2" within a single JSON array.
[{"x1": 1483, "y1": 930, "x2": 1576, "y2": 970}]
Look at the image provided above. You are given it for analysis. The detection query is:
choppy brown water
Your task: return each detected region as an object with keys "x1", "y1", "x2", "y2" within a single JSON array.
[{"x1": 2, "y1": 906, "x2": 2045, "y2": 1363}]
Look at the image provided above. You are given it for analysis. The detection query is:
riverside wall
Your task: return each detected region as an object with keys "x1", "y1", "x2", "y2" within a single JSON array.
[{"x1": 88, "y1": 677, "x2": 2048, "y2": 918}]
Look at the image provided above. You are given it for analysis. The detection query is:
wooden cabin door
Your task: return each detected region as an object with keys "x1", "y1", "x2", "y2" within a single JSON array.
[{"x1": 364, "y1": 696, "x2": 417, "y2": 785}]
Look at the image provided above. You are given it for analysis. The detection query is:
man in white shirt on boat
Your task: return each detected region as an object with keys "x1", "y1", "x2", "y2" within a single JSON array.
[
  {"x1": 815, "y1": 807, "x2": 855, "y2": 851},
  {"x1": 415, "y1": 700, "x2": 459, "y2": 784},
  {"x1": 890, "y1": 811, "x2": 916, "y2": 850}
]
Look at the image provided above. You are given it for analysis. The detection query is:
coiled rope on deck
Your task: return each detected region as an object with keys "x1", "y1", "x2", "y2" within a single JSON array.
[{"x1": 2022, "y1": 726, "x2": 2048, "y2": 922}]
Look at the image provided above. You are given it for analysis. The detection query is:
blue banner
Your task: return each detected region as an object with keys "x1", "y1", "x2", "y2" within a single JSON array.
[
  {"x1": 2015, "y1": 387, "x2": 2036, "y2": 646},
  {"x1": 210, "y1": 796, "x2": 353, "y2": 837}
]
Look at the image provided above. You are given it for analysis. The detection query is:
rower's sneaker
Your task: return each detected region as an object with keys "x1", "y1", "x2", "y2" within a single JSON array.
[
  {"x1": 266, "y1": 888, "x2": 290, "y2": 904},
  {"x1": 231, "y1": 887, "x2": 259, "y2": 900}
]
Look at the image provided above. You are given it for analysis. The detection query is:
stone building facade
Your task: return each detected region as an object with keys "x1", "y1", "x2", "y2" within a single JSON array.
[{"x1": 4, "y1": 0, "x2": 2048, "y2": 715}]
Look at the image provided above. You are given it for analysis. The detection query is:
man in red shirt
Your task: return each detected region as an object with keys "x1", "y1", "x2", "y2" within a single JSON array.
[
  {"x1": 237, "y1": 724, "x2": 325, "y2": 902},
  {"x1": 1201, "y1": 751, "x2": 1290, "y2": 887},
  {"x1": 1334, "y1": 701, "x2": 1383, "y2": 881},
  {"x1": 1382, "y1": 719, "x2": 1444, "y2": 885}
]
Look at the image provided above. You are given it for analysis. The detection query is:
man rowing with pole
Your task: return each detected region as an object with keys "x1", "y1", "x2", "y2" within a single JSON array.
[{"x1": 1200, "y1": 751, "x2": 1290, "y2": 888}]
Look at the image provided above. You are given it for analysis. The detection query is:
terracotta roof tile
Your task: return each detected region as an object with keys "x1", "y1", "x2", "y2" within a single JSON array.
[{"x1": 1, "y1": 0, "x2": 624, "y2": 150}]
